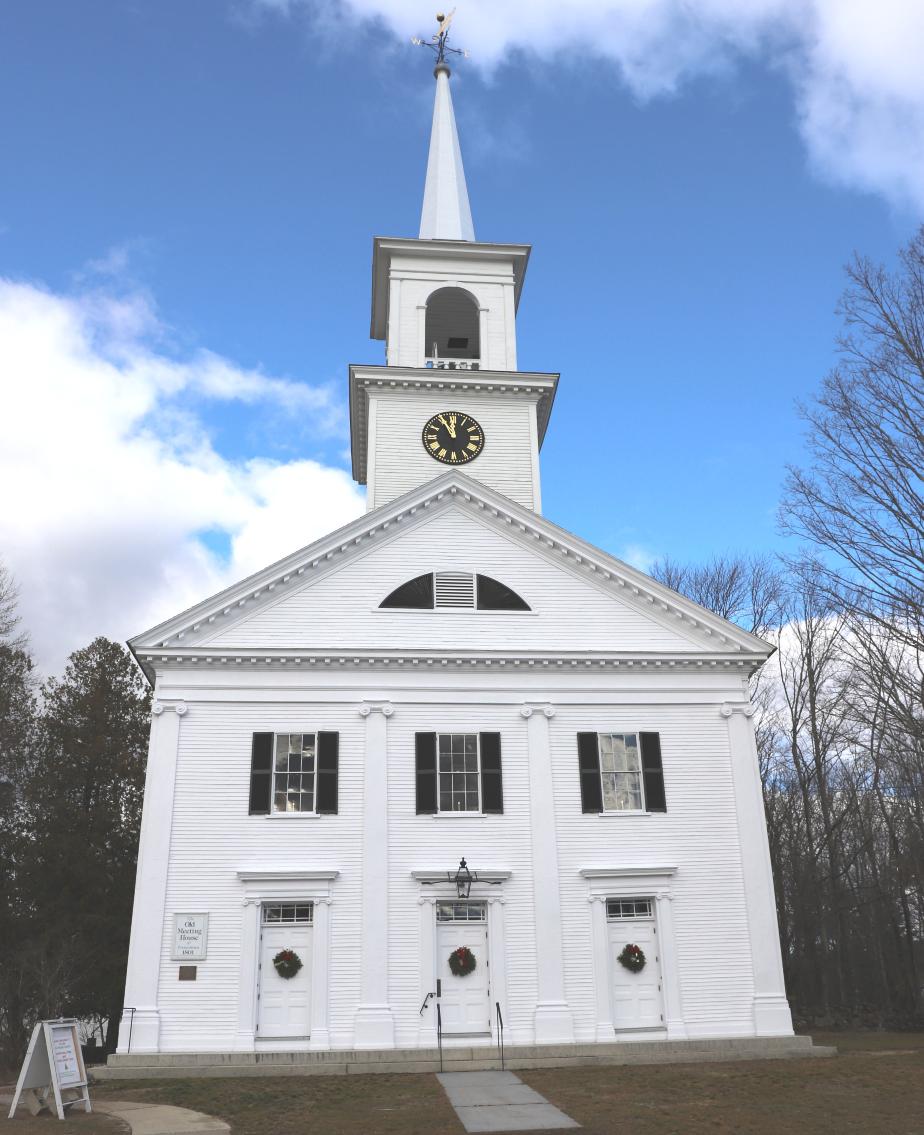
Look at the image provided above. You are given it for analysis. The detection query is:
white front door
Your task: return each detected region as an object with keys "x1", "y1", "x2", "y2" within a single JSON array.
[
  {"x1": 607, "y1": 899, "x2": 664, "y2": 1031},
  {"x1": 257, "y1": 904, "x2": 313, "y2": 1039},
  {"x1": 436, "y1": 902, "x2": 491, "y2": 1036}
]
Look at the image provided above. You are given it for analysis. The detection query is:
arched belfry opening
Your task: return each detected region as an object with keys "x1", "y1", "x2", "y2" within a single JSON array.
[{"x1": 425, "y1": 287, "x2": 480, "y2": 366}]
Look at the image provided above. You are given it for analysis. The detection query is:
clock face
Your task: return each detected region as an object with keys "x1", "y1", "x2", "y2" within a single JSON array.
[{"x1": 422, "y1": 411, "x2": 485, "y2": 465}]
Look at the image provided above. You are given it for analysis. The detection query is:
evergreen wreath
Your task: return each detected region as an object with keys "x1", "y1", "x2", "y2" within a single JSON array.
[
  {"x1": 617, "y1": 943, "x2": 646, "y2": 973},
  {"x1": 448, "y1": 945, "x2": 477, "y2": 977},
  {"x1": 272, "y1": 948, "x2": 303, "y2": 979}
]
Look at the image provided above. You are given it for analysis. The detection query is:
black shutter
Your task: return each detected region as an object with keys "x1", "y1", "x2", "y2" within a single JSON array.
[
  {"x1": 249, "y1": 732, "x2": 274, "y2": 815},
  {"x1": 479, "y1": 733, "x2": 503, "y2": 814},
  {"x1": 640, "y1": 732, "x2": 666, "y2": 812},
  {"x1": 577, "y1": 732, "x2": 603, "y2": 813},
  {"x1": 415, "y1": 732, "x2": 437, "y2": 814},
  {"x1": 316, "y1": 732, "x2": 339, "y2": 814}
]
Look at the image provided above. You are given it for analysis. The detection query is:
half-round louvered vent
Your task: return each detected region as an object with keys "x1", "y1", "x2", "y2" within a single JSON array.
[{"x1": 379, "y1": 573, "x2": 530, "y2": 611}]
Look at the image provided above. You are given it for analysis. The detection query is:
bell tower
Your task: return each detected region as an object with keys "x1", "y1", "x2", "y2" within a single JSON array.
[{"x1": 349, "y1": 18, "x2": 558, "y2": 513}]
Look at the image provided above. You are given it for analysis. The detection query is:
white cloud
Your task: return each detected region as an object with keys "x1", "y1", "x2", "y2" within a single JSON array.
[
  {"x1": 617, "y1": 544, "x2": 660, "y2": 574},
  {"x1": 255, "y1": 0, "x2": 924, "y2": 212},
  {"x1": 0, "y1": 277, "x2": 365, "y2": 676}
]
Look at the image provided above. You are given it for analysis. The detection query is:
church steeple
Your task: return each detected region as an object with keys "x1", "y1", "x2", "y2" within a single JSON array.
[{"x1": 419, "y1": 61, "x2": 475, "y2": 242}]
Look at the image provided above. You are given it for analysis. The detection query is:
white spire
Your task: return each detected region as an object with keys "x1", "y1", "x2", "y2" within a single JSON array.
[{"x1": 419, "y1": 63, "x2": 475, "y2": 242}]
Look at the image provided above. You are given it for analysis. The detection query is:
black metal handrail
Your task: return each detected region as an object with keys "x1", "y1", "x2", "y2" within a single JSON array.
[
  {"x1": 122, "y1": 1007, "x2": 136, "y2": 1055},
  {"x1": 436, "y1": 1002, "x2": 443, "y2": 1073},
  {"x1": 495, "y1": 1002, "x2": 504, "y2": 1070},
  {"x1": 419, "y1": 992, "x2": 434, "y2": 1016}
]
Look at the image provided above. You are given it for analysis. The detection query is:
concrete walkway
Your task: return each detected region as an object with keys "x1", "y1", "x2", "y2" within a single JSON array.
[
  {"x1": 94, "y1": 1101, "x2": 229, "y2": 1135},
  {"x1": 437, "y1": 1070, "x2": 579, "y2": 1132},
  {"x1": 2, "y1": 1086, "x2": 228, "y2": 1135}
]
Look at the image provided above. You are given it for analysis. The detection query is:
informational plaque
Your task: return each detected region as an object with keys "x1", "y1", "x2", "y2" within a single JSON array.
[
  {"x1": 8, "y1": 1019, "x2": 91, "y2": 1120},
  {"x1": 172, "y1": 912, "x2": 209, "y2": 960}
]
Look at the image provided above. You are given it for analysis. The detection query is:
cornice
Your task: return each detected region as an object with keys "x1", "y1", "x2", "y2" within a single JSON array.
[
  {"x1": 138, "y1": 647, "x2": 764, "y2": 674},
  {"x1": 348, "y1": 365, "x2": 559, "y2": 484}
]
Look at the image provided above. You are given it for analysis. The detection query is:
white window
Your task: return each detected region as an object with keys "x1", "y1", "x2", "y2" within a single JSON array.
[
  {"x1": 438, "y1": 733, "x2": 480, "y2": 813},
  {"x1": 606, "y1": 898, "x2": 653, "y2": 920},
  {"x1": 436, "y1": 901, "x2": 487, "y2": 922},
  {"x1": 599, "y1": 732, "x2": 644, "y2": 812},
  {"x1": 273, "y1": 733, "x2": 317, "y2": 813},
  {"x1": 262, "y1": 903, "x2": 314, "y2": 924}
]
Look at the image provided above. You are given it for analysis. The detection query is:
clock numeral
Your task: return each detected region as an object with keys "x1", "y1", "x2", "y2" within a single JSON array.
[
  {"x1": 467, "y1": 442, "x2": 478, "y2": 452},
  {"x1": 438, "y1": 448, "x2": 447, "y2": 459}
]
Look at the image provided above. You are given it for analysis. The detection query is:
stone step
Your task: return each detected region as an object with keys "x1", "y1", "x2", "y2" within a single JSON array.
[{"x1": 97, "y1": 1036, "x2": 834, "y2": 1080}]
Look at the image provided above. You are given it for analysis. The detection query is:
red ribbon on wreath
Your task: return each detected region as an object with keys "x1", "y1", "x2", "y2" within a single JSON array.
[{"x1": 448, "y1": 945, "x2": 477, "y2": 977}]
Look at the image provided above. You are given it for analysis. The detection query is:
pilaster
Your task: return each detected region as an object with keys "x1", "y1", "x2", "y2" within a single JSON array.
[
  {"x1": 654, "y1": 892, "x2": 687, "y2": 1039},
  {"x1": 521, "y1": 703, "x2": 574, "y2": 1043},
  {"x1": 309, "y1": 898, "x2": 333, "y2": 1049},
  {"x1": 721, "y1": 702, "x2": 794, "y2": 1036},
  {"x1": 353, "y1": 701, "x2": 397, "y2": 1048},
  {"x1": 118, "y1": 699, "x2": 187, "y2": 1053}
]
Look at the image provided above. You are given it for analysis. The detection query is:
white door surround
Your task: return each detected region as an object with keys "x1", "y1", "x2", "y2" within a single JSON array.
[
  {"x1": 234, "y1": 869, "x2": 337, "y2": 1052},
  {"x1": 581, "y1": 867, "x2": 686, "y2": 1042},
  {"x1": 412, "y1": 870, "x2": 510, "y2": 1047}
]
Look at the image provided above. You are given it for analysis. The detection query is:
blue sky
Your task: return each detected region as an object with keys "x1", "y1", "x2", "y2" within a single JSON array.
[{"x1": 1, "y1": 0, "x2": 921, "y2": 671}]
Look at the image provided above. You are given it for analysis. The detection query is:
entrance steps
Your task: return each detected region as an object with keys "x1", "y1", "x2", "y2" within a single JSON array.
[{"x1": 99, "y1": 1035, "x2": 834, "y2": 1079}]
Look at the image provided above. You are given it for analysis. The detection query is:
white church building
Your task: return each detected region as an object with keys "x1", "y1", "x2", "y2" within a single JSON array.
[{"x1": 114, "y1": 48, "x2": 800, "y2": 1066}]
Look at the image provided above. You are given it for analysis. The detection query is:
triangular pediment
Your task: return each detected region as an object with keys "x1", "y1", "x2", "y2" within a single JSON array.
[{"x1": 131, "y1": 473, "x2": 771, "y2": 677}]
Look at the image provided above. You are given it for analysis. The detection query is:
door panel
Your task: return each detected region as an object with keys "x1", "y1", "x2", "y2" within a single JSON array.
[
  {"x1": 437, "y1": 923, "x2": 490, "y2": 1035},
  {"x1": 258, "y1": 924, "x2": 312, "y2": 1038},
  {"x1": 608, "y1": 919, "x2": 663, "y2": 1030}
]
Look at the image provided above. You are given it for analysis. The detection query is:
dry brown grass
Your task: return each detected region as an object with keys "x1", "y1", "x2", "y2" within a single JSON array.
[
  {"x1": 6, "y1": 1033, "x2": 921, "y2": 1135},
  {"x1": 4, "y1": 1101, "x2": 126, "y2": 1135},
  {"x1": 519, "y1": 1041, "x2": 924, "y2": 1134}
]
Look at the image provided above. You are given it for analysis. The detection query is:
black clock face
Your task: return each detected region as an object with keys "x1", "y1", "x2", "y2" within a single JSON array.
[{"x1": 422, "y1": 411, "x2": 485, "y2": 465}]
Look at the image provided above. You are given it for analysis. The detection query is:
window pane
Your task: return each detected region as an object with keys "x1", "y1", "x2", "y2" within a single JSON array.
[{"x1": 275, "y1": 735, "x2": 289, "y2": 769}]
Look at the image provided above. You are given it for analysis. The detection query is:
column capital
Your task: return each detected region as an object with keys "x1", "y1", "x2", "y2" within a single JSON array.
[
  {"x1": 152, "y1": 700, "x2": 187, "y2": 717},
  {"x1": 520, "y1": 703, "x2": 555, "y2": 719},
  {"x1": 359, "y1": 701, "x2": 394, "y2": 718},
  {"x1": 720, "y1": 701, "x2": 755, "y2": 719}
]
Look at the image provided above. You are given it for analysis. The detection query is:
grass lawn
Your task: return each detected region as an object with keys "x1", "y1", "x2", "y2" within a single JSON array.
[
  {"x1": 6, "y1": 1032, "x2": 923, "y2": 1135},
  {"x1": 519, "y1": 1037, "x2": 924, "y2": 1134}
]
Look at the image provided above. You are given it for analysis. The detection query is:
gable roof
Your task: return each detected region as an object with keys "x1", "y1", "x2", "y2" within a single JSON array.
[{"x1": 130, "y1": 471, "x2": 772, "y2": 681}]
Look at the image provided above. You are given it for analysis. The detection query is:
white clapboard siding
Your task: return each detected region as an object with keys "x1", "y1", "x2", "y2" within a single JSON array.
[
  {"x1": 149, "y1": 670, "x2": 762, "y2": 1052},
  {"x1": 368, "y1": 392, "x2": 538, "y2": 510},
  {"x1": 551, "y1": 705, "x2": 755, "y2": 1040},
  {"x1": 199, "y1": 508, "x2": 702, "y2": 654},
  {"x1": 157, "y1": 702, "x2": 365, "y2": 1051}
]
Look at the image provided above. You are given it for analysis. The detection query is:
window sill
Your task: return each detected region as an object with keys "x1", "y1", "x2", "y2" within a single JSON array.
[
  {"x1": 431, "y1": 812, "x2": 489, "y2": 819},
  {"x1": 261, "y1": 812, "x2": 323, "y2": 820},
  {"x1": 596, "y1": 810, "x2": 653, "y2": 818},
  {"x1": 372, "y1": 608, "x2": 538, "y2": 616}
]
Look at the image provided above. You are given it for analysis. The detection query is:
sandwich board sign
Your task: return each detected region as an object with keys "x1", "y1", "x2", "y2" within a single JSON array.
[{"x1": 7, "y1": 1019, "x2": 91, "y2": 1121}]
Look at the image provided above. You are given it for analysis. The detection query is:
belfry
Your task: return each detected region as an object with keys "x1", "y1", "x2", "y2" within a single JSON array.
[{"x1": 112, "y1": 15, "x2": 806, "y2": 1074}]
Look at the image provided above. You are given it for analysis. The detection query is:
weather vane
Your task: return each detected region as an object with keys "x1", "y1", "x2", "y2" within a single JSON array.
[{"x1": 412, "y1": 10, "x2": 469, "y2": 65}]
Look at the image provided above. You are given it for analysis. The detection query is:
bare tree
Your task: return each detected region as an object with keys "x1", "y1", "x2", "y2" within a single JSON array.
[
  {"x1": 782, "y1": 227, "x2": 924, "y2": 650},
  {"x1": 650, "y1": 553, "x2": 784, "y2": 639}
]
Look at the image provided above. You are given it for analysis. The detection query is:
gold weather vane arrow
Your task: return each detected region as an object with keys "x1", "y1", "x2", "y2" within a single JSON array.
[{"x1": 411, "y1": 10, "x2": 469, "y2": 64}]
